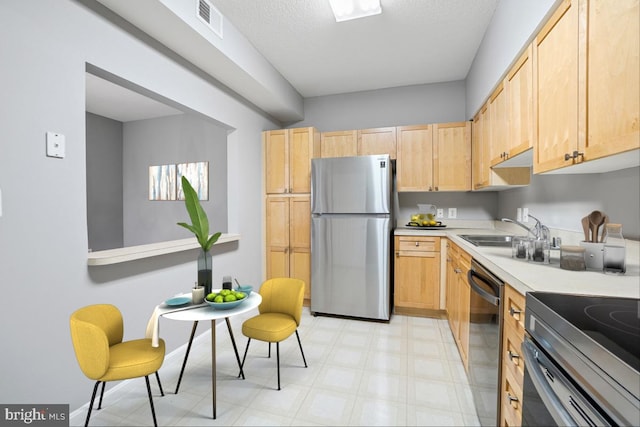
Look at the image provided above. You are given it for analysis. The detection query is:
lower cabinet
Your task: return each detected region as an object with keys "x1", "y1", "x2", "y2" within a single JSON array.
[
  {"x1": 265, "y1": 195, "x2": 311, "y2": 302},
  {"x1": 499, "y1": 284, "x2": 526, "y2": 426},
  {"x1": 445, "y1": 240, "x2": 471, "y2": 371},
  {"x1": 394, "y1": 236, "x2": 441, "y2": 315}
]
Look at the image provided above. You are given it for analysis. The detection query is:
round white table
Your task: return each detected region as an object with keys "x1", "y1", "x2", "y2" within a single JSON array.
[{"x1": 162, "y1": 291, "x2": 261, "y2": 419}]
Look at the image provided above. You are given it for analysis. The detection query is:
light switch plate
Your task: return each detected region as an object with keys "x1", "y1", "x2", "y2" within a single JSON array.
[
  {"x1": 522, "y1": 207, "x2": 529, "y2": 222},
  {"x1": 436, "y1": 208, "x2": 444, "y2": 219},
  {"x1": 46, "y1": 132, "x2": 65, "y2": 158},
  {"x1": 448, "y1": 208, "x2": 457, "y2": 219},
  {"x1": 516, "y1": 208, "x2": 522, "y2": 222}
]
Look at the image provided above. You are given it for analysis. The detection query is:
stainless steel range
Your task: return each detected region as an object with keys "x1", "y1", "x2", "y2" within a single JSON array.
[{"x1": 523, "y1": 292, "x2": 640, "y2": 426}]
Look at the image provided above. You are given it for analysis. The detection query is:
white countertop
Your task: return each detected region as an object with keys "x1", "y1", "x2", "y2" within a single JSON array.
[{"x1": 395, "y1": 226, "x2": 640, "y2": 299}]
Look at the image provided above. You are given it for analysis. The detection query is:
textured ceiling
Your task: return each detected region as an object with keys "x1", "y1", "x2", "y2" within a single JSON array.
[{"x1": 212, "y1": 0, "x2": 500, "y2": 97}]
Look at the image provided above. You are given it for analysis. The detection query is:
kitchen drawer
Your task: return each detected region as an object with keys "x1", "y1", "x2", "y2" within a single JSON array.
[
  {"x1": 397, "y1": 236, "x2": 440, "y2": 253},
  {"x1": 503, "y1": 284, "x2": 526, "y2": 336},
  {"x1": 500, "y1": 365, "x2": 523, "y2": 427},
  {"x1": 502, "y1": 323, "x2": 525, "y2": 392}
]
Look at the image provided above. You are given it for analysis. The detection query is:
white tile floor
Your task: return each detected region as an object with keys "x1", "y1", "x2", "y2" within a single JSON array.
[{"x1": 69, "y1": 309, "x2": 481, "y2": 426}]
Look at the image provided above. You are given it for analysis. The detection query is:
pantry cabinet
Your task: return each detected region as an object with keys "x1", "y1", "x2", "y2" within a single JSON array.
[
  {"x1": 499, "y1": 284, "x2": 527, "y2": 426},
  {"x1": 397, "y1": 122, "x2": 471, "y2": 192},
  {"x1": 320, "y1": 130, "x2": 358, "y2": 158},
  {"x1": 394, "y1": 236, "x2": 441, "y2": 315},
  {"x1": 265, "y1": 196, "x2": 311, "y2": 301},
  {"x1": 263, "y1": 127, "x2": 318, "y2": 303},
  {"x1": 264, "y1": 127, "x2": 320, "y2": 194},
  {"x1": 357, "y1": 127, "x2": 397, "y2": 159},
  {"x1": 533, "y1": 0, "x2": 639, "y2": 173}
]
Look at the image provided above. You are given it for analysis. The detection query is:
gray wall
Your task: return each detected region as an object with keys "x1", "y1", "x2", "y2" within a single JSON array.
[
  {"x1": 498, "y1": 167, "x2": 640, "y2": 240},
  {"x1": 86, "y1": 113, "x2": 123, "y2": 251},
  {"x1": 122, "y1": 114, "x2": 228, "y2": 246},
  {"x1": 465, "y1": 0, "x2": 558, "y2": 118},
  {"x1": 0, "y1": 0, "x2": 276, "y2": 410},
  {"x1": 291, "y1": 80, "x2": 467, "y2": 130}
]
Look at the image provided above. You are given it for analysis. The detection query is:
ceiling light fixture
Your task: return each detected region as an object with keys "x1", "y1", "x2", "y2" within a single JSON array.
[{"x1": 329, "y1": 0, "x2": 382, "y2": 22}]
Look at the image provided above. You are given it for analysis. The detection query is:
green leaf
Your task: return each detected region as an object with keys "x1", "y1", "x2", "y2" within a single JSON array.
[{"x1": 177, "y1": 176, "x2": 220, "y2": 250}]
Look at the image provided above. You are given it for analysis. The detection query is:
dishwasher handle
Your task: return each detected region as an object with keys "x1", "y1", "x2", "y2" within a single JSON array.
[{"x1": 467, "y1": 269, "x2": 500, "y2": 306}]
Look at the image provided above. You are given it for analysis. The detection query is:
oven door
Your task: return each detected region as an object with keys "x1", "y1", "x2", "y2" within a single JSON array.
[{"x1": 521, "y1": 336, "x2": 612, "y2": 427}]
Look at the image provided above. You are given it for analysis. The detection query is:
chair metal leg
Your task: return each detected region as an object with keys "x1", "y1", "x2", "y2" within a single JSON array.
[
  {"x1": 155, "y1": 372, "x2": 164, "y2": 396},
  {"x1": 239, "y1": 338, "x2": 252, "y2": 378},
  {"x1": 175, "y1": 320, "x2": 199, "y2": 394},
  {"x1": 295, "y1": 330, "x2": 308, "y2": 368},
  {"x1": 268, "y1": 342, "x2": 271, "y2": 358},
  {"x1": 276, "y1": 342, "x2": 281, "y2": 390},
  {"x1": 225, "y1": 318, "x2": 245, "y2": 379},
  {"x1": 97, "y1": 381, "x2": 106, "y2": 410},
  {"x1": 85, "y1": 381, "x2": 101, "y2": 427},
  {"x1": 145, "y1": 375, "x2": 158, "y2": 427}
]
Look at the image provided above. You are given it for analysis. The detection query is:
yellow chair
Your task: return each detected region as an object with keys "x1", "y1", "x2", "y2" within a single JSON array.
[
  {"x1": 240, "y1": 278, "x2": 308, "y2": 390},
  {"x1": 70, "y1": 304, "x2": 165, "y2": 426}
]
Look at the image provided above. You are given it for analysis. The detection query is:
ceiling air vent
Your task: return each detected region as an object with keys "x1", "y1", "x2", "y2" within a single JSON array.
[{"x1": 196, "y1": 0, "x2": 223, "y2": 38}]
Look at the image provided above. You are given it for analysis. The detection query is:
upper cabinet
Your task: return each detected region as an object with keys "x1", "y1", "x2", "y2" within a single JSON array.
[
  {"x1": 533, "y1": 0, "x2": 581, "y2": 173},
  {"x1": 357, "y1": 127, "x2": 397, "y2": 159},
  {"x1": 472, "y1": 103, "x2": 531, "y2": 191},
  {"x1": 264, "y1": 127, "x2": 320, "y2": 194},
  {"x1": 397, "y1": 125, "x2": 434, "y2": 191},
  {"x1": 489, "y1": 83, "x2": 509, "y2": 167},
  {"x1": 533, "y1": 0, "x2": 639, "y2": 174},
  {"x1": 433, "y1": 122, "x2": 472, "y2": 191},
  {"x1": 506, "y1": 44, "x2": 535, "y2": 159},
  {"x1": 320, "y1": 130, "x2": 357, "y2": 158},
  {"x1": 397, "y1": 122, "x2": 471, "y2": 192}
]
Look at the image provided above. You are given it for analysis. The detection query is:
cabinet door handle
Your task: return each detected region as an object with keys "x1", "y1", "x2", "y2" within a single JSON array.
[
  {"x1": 507, "y1": 393, "x2": 519, "y2": 407},
  {"x1": 415, "y1": 242, "x2": 420, "y2": 247},
  {"x1": 454, "y1": 268, "x2": 462, "y2": 274},
  {"x1": 508, "y1": 350, "x2": 520, "y2": 363},
  {"x1": 509, "y1": 306, "x2": 522, "y2": 319}
]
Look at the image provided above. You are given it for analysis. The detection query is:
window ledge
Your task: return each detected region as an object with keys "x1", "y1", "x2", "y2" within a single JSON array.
[{"x1": 87, "y1": 233, "x2": 240, "y2": 266}]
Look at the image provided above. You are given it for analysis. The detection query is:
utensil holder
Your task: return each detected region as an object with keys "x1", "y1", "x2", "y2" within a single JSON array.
[{"x1": 579, "y1": 241, "x2": 604, "y2": 270}]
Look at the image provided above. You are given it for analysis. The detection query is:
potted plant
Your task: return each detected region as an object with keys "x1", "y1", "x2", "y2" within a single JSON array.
[{"x1": 177, "y1": 176, "x2": 221, "y2": 295}]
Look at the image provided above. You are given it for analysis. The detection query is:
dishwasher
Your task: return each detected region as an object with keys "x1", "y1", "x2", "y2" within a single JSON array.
[{"x1": 466, "y1": 259, "x2": 503, "y2": 427}]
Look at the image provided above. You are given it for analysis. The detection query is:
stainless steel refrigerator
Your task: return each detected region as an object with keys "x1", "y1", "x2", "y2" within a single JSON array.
[{"x1": 310, "y1": 154, "x2": 393, "y2": 321}]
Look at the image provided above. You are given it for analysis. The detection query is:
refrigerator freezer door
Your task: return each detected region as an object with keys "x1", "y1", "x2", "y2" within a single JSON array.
[
  {"x1": 311, "y1": 215, "x2": 391, "y2": 320},
  {"x1": 311, "y1": 155, "x2": 391, "y2": 214}
]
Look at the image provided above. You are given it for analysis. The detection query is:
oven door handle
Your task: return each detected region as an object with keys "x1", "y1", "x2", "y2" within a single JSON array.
[
  {"x1": 522, "y1": 337, "x2": 608, "y2": 427},
  {"x1": 467, "y1": 269, "x2": 499, "y2": 306},
  {"x1": 522, "y1": 338, "x2": 577, "y2": 426}
]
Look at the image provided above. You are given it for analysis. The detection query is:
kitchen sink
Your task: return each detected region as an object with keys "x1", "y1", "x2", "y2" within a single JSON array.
[{"x1": 459, "y1": 234, "x2": 517, "y2": 247}]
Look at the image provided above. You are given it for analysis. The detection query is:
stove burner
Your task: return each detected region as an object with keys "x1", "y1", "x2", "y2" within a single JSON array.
[{"x1": 584, "y1": 304, "x2": 640, "y2": 337}]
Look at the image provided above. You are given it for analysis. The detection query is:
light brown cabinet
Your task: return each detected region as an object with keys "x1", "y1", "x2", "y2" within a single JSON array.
[
  {"x1": 472, "y1": 105, "x2": 531, "y2": 190},
  {"x1": 394, "y1": 236, "x2": 441, "y2": 315},
  {"x1": 533, "y1": 0, "x2": 639, "y2": 173},
  {"x1": 264, "y1": 126, "x2": 318, "y2": 303},
  {"x1": 265, "y1": 196, "x2": 311, "y2": 301},
  {"x1": 489, "y1": 82, "x2": 509, "y2": 167},
  {"x1": 320, "y1": 130, "x2": 357, "y2": 158},
  {"x1": 499, "y1": 284, "x2": 526, "y2": 427},
  {"x1": 357, "y1": 127, "x2": 397, "y2": 159},
  {"x1": 397, "y1": 122, "x2": 471, "y2": 192},
  {"x1": 445, "y1": 240, "x2": 471, "y2": 371},
  {"x1": 264, "y1": 127, "x2": 320, "y2": 194},
  {"x1": 506, "y1": 44, "x2": 535, "y2": 159}
]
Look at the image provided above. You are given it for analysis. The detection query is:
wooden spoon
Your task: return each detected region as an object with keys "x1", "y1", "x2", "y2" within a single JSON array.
[
  {"x1": 599, "y1": 214, "x2": 610, "y2": 242},
  {"x1": 581, "y1": 216, "x2": 590, "y2": 242},
  {"x1": 588, "y1": 210, "x2": 604, "y2": 243}
]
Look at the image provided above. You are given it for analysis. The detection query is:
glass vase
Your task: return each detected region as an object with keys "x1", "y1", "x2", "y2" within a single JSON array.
[{"x1": 197, "y1": 249, "x2": 213, "y2": 295}]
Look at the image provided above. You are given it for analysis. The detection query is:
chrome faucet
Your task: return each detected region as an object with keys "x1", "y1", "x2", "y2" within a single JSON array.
[{"x1": 501, "y1": 214, "x2": 549, "y2": 241}]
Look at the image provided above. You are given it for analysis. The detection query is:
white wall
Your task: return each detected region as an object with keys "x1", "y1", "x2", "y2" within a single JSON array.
[{"x1": 0, "y1": 0, "x2": 275, "y2": 410}]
